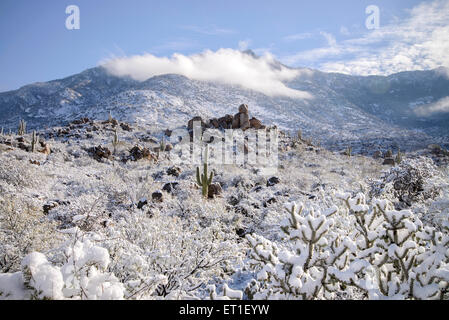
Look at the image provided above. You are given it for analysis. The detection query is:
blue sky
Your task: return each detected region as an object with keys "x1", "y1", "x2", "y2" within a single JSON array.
[{"x1": 1, "y1": 0, "x2": 447, "y2": 92}]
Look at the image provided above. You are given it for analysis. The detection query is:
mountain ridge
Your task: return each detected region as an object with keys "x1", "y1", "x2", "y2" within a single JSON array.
[{"x1": 1, "y1": 64, "x2": 449, "y2": 153}]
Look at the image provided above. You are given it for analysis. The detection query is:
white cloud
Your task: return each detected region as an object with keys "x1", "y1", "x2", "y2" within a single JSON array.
[
  {"x1": 414, "y1": 96, "x2": 449, "y2": 116},
  {"x1": 282, "y1": 0, "x2": 449, "y2": 75},
  {"x1": 282, "y1": 32, "x2": 313, "y2": 42},
  {"x1": 101, "y1": 49, "x2": 312, "y2": 99}
]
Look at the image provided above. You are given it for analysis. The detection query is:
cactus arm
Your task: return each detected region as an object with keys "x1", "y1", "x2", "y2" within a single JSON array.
[
  {"x1": 208, "y1": 171, "x2": 214, "y2": 185},
  {"x1": 196, "y1": 166, "x2": 202, "y2": 186}
]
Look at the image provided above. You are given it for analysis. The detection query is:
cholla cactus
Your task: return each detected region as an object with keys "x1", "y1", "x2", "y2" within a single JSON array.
[
  {"x1": 335, "y1": 193, "x2": 449, "y2": 299},
  {"x1": 18, "y1": 119, "x2": 26, "y2": 136},
  {"x1": 246, "y1": 193, "x2": 449, "y2": 300},
  {"x1": 31, "y1": 130, "x2": 38, "y2": 152},
  {"x1": 196, "y1": 146, "x2": 214, "y2": 198},
  {"x1": 246, "y1": 202, "x2": 354, "y2": 299}
]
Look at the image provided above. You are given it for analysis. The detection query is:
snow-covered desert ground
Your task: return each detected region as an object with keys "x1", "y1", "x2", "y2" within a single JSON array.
[{"x1": 0, "y1": 111, "x2": 448, "y2": 300}]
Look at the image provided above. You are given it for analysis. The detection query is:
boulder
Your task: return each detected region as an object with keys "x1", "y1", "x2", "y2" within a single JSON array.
[
  {"x1": 152, "y1": 191, "x2": 164, "y2": 203},
  {"x1": 232, "y1": 113, "x2": 241, "y2": 129},
  {"x1": 120, "y1": 122, "x2": 133, "y2": 132},
  {"x1": 208, "y1": 183, "x2": 223, "y2": 198},
  {"x1": 167, "y1": 166, "x2": 181, "y2": 177},
  {"x1": 218, "y1": 115, "x2": 233, "y2": 129},
  {"x1": 249, "y1": 117, "x2": 263, "y2": 129},
  {"x1": 164, "y1": 129, "x2": 172, "y2": 137},
  {"x1": 129, "y1": 145, "x2": 156, "y2": 161},
  {"x1": 162, "y1": 182, "x2": 179, "y2": 194},
  {"x1": 239, "y1": 112, "x2": 250, "y2": 131},
  {"x1": 188, "y1": 116, "x2": 205, "y2": 130},
  {"x1": 267, "y1": 176, "x2": 280, "y2": 187},
  {"x1": 209, "y1": 118, "x2": 220, "y2": 129},
  {"x1": 90, "y1": 145, "x2": 111, "y2": 161},
  {"x1": 164, "y1": 143, "x2": 173, "y2": 152},
  {"x1": 239, "y1": 104, "x2": 249, "y2": 114},
  {"x1": 137, "y1": 198, "x2": 148, "y2": 209},
  {"x1": 383, "y1": 158, "x2": 395, "y2": 166}
]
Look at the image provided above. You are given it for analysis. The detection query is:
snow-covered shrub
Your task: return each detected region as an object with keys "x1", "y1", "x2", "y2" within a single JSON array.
[
  {"x1": 0, "y1": 157, "x2": 42, "y2": 191},
  {"x1": 0, "y1": 195, "x2": 62, "y2": 273},
  {"x1": 103, "y1": 209, "x2": 243, "y2": 299},
  {"x1": 246, "y1": 193, "x2": 449, "y2": 300},
  {"x1": 0, "y1": 235, "x2": 125, "y2": 300},
  {"x1": 369, "y1": 157, "x2": 441, "y2": 208}
]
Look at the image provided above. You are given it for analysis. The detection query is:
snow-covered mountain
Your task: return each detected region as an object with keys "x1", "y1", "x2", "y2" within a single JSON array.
[{"x1": 1, "y1": 63, "x2": 449, "y2": 152}]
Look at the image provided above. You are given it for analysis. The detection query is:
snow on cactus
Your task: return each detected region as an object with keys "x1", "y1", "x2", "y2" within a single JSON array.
[
  {"x1": 246, "y1": 194, "x2": 449, "y2": 300},
  {"x1": 246, "y1": 202, "x2": 355, "y2": 299}
]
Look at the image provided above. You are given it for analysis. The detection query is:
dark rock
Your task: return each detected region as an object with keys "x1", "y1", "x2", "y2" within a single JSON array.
[
  {"x1": 232, "y1": 112, "x2": 241, "y2": 129},
  {"x1": 120, "y1": 122, "x2": 133, "y2": 132},
  {"x1": 129, "y1": 145, "x2": 156, "y2": 161},
  {"x1": 164, "y1": 129, "x2": 172, "y2": 137},
  {"x1": 267, "y1": 177, "x2": 280, "y2": 187},
  {"x1": 162, "y1": 182, "x2": 179, "y2": 194},
  {"x1": 208, "y1": 183, "x2": 223, "y2": 198},
  {"x1": 167, "y1": 166, "x2": 181, "y2": 177},
  {"x1": 90, "y1": 145, "x2": 112, "y2": 161},
  {"x1": 249, "y1": 117, "x2": 263, "y2": 129},
  {"x1": 137, "y1": 199, "x2": 148, "y2": 209},
  {"x1": 188, "y1": 116, "x2": 205, "y2": 130},
  {"x1": 151, "y1": 191, "x2": 164, "y2": 203},
  {"x1": 239, "y1": 104, "x2": 249, "y2": 114},
  {"x1": 383, "y1": 158, "x2": 396, "y2": 166},
  {"x1": 236, "y1": 228, "x2": 246, "y2": 238},
  {"x1": 43, "y1": 200, "x2": 70, "y2": 215},
  {"x1": 164, "y1": 143, "x2": 173, "y2": 152},
  {"x1": 239, "y1": 112, "x2": 250, "y2": 131},
  {"x1": 265, "y1": 197, "x2": 277, "y2": 205}
]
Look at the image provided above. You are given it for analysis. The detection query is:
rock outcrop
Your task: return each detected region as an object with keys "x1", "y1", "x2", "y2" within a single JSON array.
[{"x1": 187, "y1": 104, "x2": 266, "y2": 133}]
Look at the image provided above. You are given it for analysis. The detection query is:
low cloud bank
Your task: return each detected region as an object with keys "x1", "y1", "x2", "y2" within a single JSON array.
[
  {"x1": 415, "y1": 96, "x2": 449, "y2": 117},
  {"x1": 101, "y1": 49, "x2": 312, "y2": 99}
]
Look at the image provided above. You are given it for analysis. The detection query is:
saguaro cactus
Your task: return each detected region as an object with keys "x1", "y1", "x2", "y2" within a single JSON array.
[
  {"x1": 196, "y1": 146, "x2": 214, "y2": 198},
  {"x1": 160, "y1": 137, "x2": 166, "y2": 152},
  {"x1": 31, "y1": 130, "x2": 38, "y2": 152},
  {"x1": 18, "y1": 119, "x2": 26, "y2": 136},
  {"x1": 395, "y1": 148, "x2": 402, "y2": 164},
  {"x1": 112, "y1": 128, "x2": 119, "y2": 154}
]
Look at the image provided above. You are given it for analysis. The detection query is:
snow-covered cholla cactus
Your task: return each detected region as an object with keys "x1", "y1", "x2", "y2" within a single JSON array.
[
  {"x1": 0, "y1": 236, "x2": 125, "y2": 300},
  {"x1": 246, "y1": 194, "x2": 449, "y2": 300},
  {"x1": 246, "y1": 202, "x2": 356, "y2": 299},
  {"x1": 335, "y1": 192, "x2": 449, "y2": 299}
]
